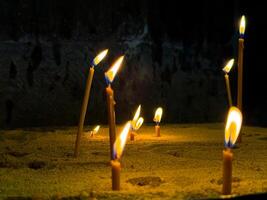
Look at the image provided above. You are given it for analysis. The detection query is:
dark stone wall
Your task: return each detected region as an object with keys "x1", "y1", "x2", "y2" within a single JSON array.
[{"x1": 0, "y1": 0, "x2": 266, "y2": 127}]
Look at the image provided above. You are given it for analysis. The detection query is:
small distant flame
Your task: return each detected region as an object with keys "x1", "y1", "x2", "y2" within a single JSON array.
[
  {"x1": 131, "y1": 105, "x2": 144, "y2": 130},
  {"x1": 105, "y1": 56, "x2": 124, "y2": 84},
  {"x1": 134, "y1": 117, "x2": 144, "y2": 130},
  {"x1": 132, "y1": 105, "x2": 141, "y2": 123},
  {"x1": 223, "y1": 59, "x2": 235, "y2": 73},
  {"x1": 225, "y1": 107, "x2": 242, "y2": 148},
  {"x1": 90, "y1": 125, "x2": 100, "y2": 136},
  {"x1": 154, "y1": 107, "x2": 163, "y2": 123},
  {"x1": 92, "y1": 49, "x2": 108, "y2": 66},
  {"x1": 113, "y1": 122, "x2": 131, "y2": 159},
  {"x1": 239, "y1": 15, "x2": 246, "y2": 36}
]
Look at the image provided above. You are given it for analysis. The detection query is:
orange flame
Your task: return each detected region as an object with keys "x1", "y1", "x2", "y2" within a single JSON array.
[
  {"x1": 135, "y1": 117, "x2": 144, "y2": 130},
  {"x1": 153, "y1": 107, "x2": 163, "y2": 123},
  {"x1": 239, "y1": 15, "x2": 246, "y2": 35},
  {"x1": 90, "y1": 125, "x2": 100, "y2": 136},
  {"x1": 113, "y1": 122, "x2": 131, "y2": 159},
  {"x1": 131, "y1": 105, "x2": 144, "y2": 130},
  {"x1": 92, "y1": 49, "x2": 108, "y2": 66},
  {"x1": 223, "y1": 59, "x2": 234, "y2": 73},
  {"x1": 225, "y1": 106, "x2": 242, "y2": 147},
  {"x1": 105, "y1": 56, "x2": 124, "y2": 83}
]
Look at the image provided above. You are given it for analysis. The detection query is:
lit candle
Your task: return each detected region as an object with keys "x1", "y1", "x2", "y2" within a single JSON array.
[
  {"x1": 222, "y1": 106, "x2": 242, "y2": 195},
  {"x1": 89, "y1": 125, "x2": 100, "y2": 137},
  {"x1": 130, "y1": 105, "x2": 144, "y2": 141},
  {"x1": 111, "y1": 122, "x2": 131, "y2": 190},
  {"x1": 223, "y1": 59, "x2": 235, "y2": 107},
  {"x1": 237, "y1": 15, "x2": 246, "y2": 110},
  {"x1": 153, "y1": 107, "x2": 163, "y2": 137},
  {"x1": 105, "y1": 56, "x2": 124, "y2": 160},
  {"x1": 74, "y1": 49, "x2": 108, "y2": 157}
]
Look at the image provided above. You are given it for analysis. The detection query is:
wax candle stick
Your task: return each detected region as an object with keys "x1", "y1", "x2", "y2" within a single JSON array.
[
  {"x1": 155, "y1": 125, "x2": 160, "y2": 137},
  {"x1": 74, "y1": 49, "x2": 108, "y2": 157},
  {"x1": 105, "y1": 56, "x2": 124, "y2": 160},
  {"x1": 111, "y1": 122, "x2": 131, "y2": 190},
  {"x1": 106, "y1": 85, "x2": 116, "y2": 159},
  {"x1": 222, "y1": 148, "x2": 233, "y2": 195},
  {"x1": 222, "y1": 106, "x2": 242, "y2": 195},
  {"x1": 153, "y1": 107, "x2": 163, "y2": 137},
  {"x1": 223, "y1": 59, "x2": 234, "y2": 107},
  {"x1": 111, "y1": 159, "x2": 121, "y2": 190},
  {"x1": 130, "y1": 105, "x2": 144, "y2": 141},
  {"x1": 237, "y1": 15, "x2": 246, "y2": 110},
  {"x1": 130, "y1": 131, "x2": 135, "y2": 141},
  {"x1": 237, "y1": 15, "x2": 246, "y2": 142}
]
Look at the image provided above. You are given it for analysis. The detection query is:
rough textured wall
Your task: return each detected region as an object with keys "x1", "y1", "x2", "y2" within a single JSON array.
[
  {"x1": 0, "y1": 27, "x2": 227, "y2": 127},
  {"x1": 0, "y1": 0, "x2": 245, "y2": 128}
]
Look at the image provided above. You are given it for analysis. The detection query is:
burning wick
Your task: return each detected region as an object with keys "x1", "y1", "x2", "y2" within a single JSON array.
[
  {"x1": 153, "y1": 107, "x2": 163, "y2": 137},
  {"x1": 89, "y1": 125, "x2": 100, "y2": 137},
  {"x1": 223, "y1": 59, "x2": 234, "y2": 107},
  {"x1": 74, "y1": 49, "x2": 108, "y2": 157},
  {"x1": 130, "y1": 105, "x2": 144, "y2": 141},
  {"x1": 105, "y1": 56, "x2": 124, "y2": 160},
  {"x1": 222, "y1": 106, "x2": 242, "y2": 195},
  {"x1": 111, "y1": 122, "x2": 131, "y2": 190}
]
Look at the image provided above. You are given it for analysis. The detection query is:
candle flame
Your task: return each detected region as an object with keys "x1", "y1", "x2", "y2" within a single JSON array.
[
  {"x1": 223, "y1": 59, "x2": 235, "y2": 73},
  {"x1": 105, "y1": 56, "x2": 124, "y2": 84},
  {"x1": 93, "y1": 125, "x2": 100, "y2": 133},
  {"x1": 92, "y1": 49, "x2": 108, "y2": 66},
  {"x1": 90, "y1": 125, "x2": 100, "y2": 136},
  {"x1": 153, "y1": 107, "x2": 163, "y2": 123},
  {"x1": 135, "y1": 117, "x2": 144, "y2": 130},
  {"x1": 225, "y1": 106, "x2": 242, "y2": 148},
  {"x1": 113, "y1": 121, "x2": 131, "y2": 159},
  {"x1": 239, "y1": 15, "x2": 246, "y2": 36}
]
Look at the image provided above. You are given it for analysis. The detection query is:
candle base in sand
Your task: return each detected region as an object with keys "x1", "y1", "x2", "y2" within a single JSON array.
[
  {"x1": 155, "y1": 125, "x2": 160, "y2": 137},
  {"x1": 111, "y1": 159, "x2": 121, "y2": 190},
  {"x1": 222, "y1": 148, "x2": 233, "y2": 195}
]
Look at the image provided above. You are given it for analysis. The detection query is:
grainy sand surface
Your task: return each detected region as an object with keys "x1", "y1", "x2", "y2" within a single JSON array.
[{"x1": 0, "y1": 124, "x2": 267, "y2": 199}]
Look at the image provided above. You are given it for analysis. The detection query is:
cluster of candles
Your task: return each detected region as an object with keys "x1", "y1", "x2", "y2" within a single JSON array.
[
  {"x1": 221, "y1": 15, "x2": 246, "y2": 195},
  {"x1": 73, "y1": 16, "x2": 246, "y2": 195}
]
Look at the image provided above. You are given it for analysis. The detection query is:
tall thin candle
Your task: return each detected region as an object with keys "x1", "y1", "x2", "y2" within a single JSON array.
[
  {"x1": 105, "y1": 56, "x2": 124, "y2": 160},
  {"x1": 237, "y1": 15, "x2": 246, "y2": 110},
  {"x1": 74, "y1": 49, "x2": 108, "y2": 157},
  {"x1": 223, "y1": 59, "x2": 234, "y2": 107}
]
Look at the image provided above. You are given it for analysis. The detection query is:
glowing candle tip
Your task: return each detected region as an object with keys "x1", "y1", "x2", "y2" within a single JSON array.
[
  {"x1": 105, "y1": 56, "x2": 124, "y2": 84},
  {"x1": 224, "y1": 106, "x2": 242, "y2": 148},
  {"x1": 239, "y1": 15, "x2": 246, "y2": 37},
  {"x1": 92, "y1": 49, "x2": 108, "y2": 66},
  {"x1": 223, "y1": 59, "x2": 235, "y2": 73},
  {"x1": 153, "y1": 107, "x2": 163, "y2": 124},
  {"x1": 113, "y1": 122, "x2": 131, "y2": 160}
]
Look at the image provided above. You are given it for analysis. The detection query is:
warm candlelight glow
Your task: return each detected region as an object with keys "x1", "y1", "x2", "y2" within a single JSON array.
[
  {"x1": 134, "y1": 117, "x2": 144, "y2": 130},
  {"x1": 153, "y1": 107, "x2": 163, "y2": 123},
  {"x1": 105, "y1": 56, "x2": 124, "y2": 84},
  {"x1": 93, "y1": 125, "x2": 100, "y2": 133},
  {"x1": 113, "y1": 122, "x2": 131, "y2": 159},
  {"x1": 132, "y1": 105, "x2": 141, "y2": 124},
  {"x1": 239, "y1": 15, "x2": 246, "y2": 35},
  {"x1": 89, "y1": 125, "x2": 100, "y2": 136},
  {"x1": 225, "y1": 107, "x2": 242, "y2": 147},
  {"x1": 92, "y1": 49, "x2": 108, "y2": 66},
  {"x1": 131, "y1": 105, "x2": 144, "y2": 130},
  {"x1": 223, "y1": 59, "x2": 234, "y2": 73}
]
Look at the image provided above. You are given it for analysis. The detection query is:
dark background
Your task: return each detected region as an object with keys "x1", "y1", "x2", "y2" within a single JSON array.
[{"x1": 0, "y1": 0, "x2": 267, "y2": 127}]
